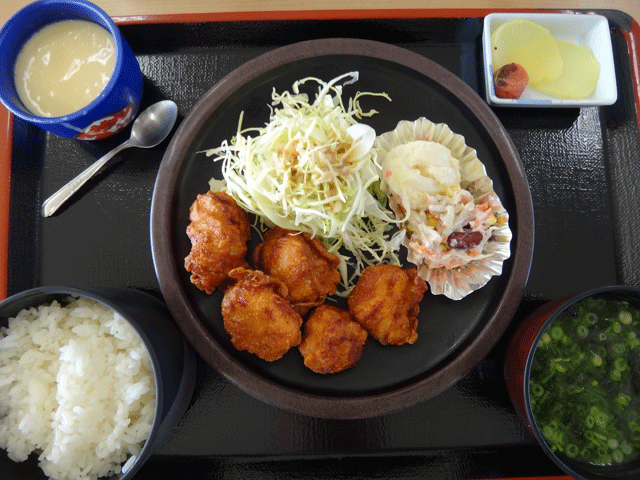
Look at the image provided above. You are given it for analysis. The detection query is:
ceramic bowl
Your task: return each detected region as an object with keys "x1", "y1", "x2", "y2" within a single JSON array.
[{"x1": 0, "y1": 286, "x2": 197, "y2": 480}]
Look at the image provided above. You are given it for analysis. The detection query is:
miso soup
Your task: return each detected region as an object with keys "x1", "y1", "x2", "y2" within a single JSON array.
[{"x1": 530, "y1": 295, "x2": 640, "y2": 466}]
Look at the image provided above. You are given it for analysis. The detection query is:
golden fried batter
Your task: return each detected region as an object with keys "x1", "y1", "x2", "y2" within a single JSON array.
[
  {"x1": 221, "y1": 268, "x2": 302, "y2": 361},
  {"x1": 299, "y1": 305, "x2": 368, "y2": 374},
  {"x1": 184, "y1": 190, "x2": 251, "y2": 294},
  {"x1": 253, "y1": 227, "x2": 341, "y2": 316},
  {"x1": 347, "y1": 265, "x2": 427, "y2": 345}
]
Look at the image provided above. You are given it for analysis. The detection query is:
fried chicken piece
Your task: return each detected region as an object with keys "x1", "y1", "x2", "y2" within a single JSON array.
[
  {"x1": 298, "y1": 305, "x2": 368, "y2": 374},
  {"x1": 253, "y1": 227, "x2": 341, "y2": 316},
  {"x1": 184, "y1": 190, "x2": 251, "y2": 294},
  {"x1": 347, "y1": 265, "x2": 428, "y2": 345},
  {"x1": 221, "y1": 267, "x2": 302, "y2": 361}
]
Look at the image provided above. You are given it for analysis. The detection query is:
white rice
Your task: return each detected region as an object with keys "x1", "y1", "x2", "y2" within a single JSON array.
[{"x1": 0, "y1": 296, "x2": 155, "y2": 480}]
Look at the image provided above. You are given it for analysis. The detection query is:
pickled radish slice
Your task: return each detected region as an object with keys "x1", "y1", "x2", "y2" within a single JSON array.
[
  {"x1": 491, "y1": 19, "x2": 563, "y2": 84},
  {"x1": 531, "y1": 40, "x2": 601, "y2": 99}
]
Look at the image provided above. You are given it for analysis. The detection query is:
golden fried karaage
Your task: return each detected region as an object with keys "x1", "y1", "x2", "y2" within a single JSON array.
[
  {"x1": 253, "y1": 227, "x2": 341, "y2": 315},
  {"x1": 184, "y1": 190, "x2": 251, "y2": 294},
  {"x1": 298, "y1": 305, "x2": 368, "y2": 374},
  {"x1": 347, "y1": 265, "x2": 427, "y2": 345},
  {"x1": 221, "y1": 267, "x2": 302, "y2": 361}
]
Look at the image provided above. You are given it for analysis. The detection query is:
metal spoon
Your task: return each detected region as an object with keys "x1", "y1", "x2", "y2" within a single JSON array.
[{"x1": 41, "y1": 100, "x2": 179, "y2": 217}]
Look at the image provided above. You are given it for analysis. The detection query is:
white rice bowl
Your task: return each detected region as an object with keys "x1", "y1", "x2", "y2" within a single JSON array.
[{"x1": 0, "y1": 296, "x2": 155, "y2": 480}]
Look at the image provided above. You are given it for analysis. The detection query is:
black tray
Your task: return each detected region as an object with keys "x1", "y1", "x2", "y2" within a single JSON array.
[{"x1": 2, "y1": 9, "x2": 639, "y2": 480}]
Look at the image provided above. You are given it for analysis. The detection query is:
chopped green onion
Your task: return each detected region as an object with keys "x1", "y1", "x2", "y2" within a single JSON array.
[
  {"x1": 591, "y1": 352, "x2": 603, "y2": 366},
  {"x1": 551, "y1": 326, "x2": 564, "y2": 340},
  {"x1": 566, "y1": 444, "x2": 579, "y2": 457},
  {"x1": 611, "y1": 343, "x2": 626, "y2": 356},
  {"x1": 531, "y1": 382, "x2": 544, "y2": 397},
  {"x1": 530, "y1": 295, "x2": 640, "y2": 466},
  {"x1": 586, "y1": 312, "x2": 599, "y2": 324},
  {"x1": 620, "y1": 311, "x2": 632, "y2": 325},
  {"x1": 614, "y1": 358, "x2": 627, "y2": 371}
]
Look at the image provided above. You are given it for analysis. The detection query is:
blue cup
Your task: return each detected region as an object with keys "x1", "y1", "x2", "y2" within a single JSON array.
[{"x1": 0, "y1": 0, "x2": 143, "y2": 140}]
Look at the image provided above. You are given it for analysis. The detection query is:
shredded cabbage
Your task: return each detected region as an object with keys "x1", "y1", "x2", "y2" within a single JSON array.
[{"x1": 202, "y1": 72, "x2": 402, "y2": 294}]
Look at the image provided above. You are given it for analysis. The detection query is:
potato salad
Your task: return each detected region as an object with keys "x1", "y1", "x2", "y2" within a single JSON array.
[{"x1": 380, "y1": 140, "x2": 508, "y2": 272}]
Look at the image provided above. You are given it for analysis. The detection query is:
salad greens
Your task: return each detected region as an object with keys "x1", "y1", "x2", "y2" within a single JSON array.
[
  {"x1": 203, "y1": 72, "x2": 402, "y2": 294},
  {"x1": 530, "y1": 294, "x2": 640, "y2": 466}
]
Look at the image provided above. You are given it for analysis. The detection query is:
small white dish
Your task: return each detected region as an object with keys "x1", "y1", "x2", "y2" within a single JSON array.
[{"x1": 482, "y1": 13, "x2": 618, "y2": 107}]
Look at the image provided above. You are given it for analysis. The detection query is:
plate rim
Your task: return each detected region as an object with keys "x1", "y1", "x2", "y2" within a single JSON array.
[{"x1": 150, "y1": 37, "x2": 535, "y2": 419}]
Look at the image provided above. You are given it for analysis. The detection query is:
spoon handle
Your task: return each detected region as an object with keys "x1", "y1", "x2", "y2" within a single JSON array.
[{"x1": 41, "y1": 140, "x2": 132, "y2": 217}]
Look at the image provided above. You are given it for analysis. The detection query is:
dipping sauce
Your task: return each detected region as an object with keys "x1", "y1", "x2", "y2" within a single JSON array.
[
  {"x1": 530, "y1": 295, "x2": 640, "y2": 466},
  {"x1": 13, "y1": 19, "x2": 115, "y2": 118}
]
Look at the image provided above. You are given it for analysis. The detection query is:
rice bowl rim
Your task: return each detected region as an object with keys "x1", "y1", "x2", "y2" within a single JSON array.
[{"x1": 0, "y1": 286, "x2": 164, "y2": 480}]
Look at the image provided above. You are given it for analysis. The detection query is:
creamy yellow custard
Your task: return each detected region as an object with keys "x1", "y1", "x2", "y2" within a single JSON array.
[{"x1": 14, "y1": 19, "x2": 116, "y2": 118}]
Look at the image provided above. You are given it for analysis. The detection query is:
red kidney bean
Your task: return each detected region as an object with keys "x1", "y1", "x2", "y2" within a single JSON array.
[{"x1": 447, "y1": 231, "x2": 483, "y2": 249}]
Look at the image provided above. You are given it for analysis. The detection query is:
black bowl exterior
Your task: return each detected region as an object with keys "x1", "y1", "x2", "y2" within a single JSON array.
[
  {"x1": 0, "y1": 286, "x2": 197, "y2": 480},
  {"x1": 520, "y1": 285, "x2": 640, "y2": 480}
]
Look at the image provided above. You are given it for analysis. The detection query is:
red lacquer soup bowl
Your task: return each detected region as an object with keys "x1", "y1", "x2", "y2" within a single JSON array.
[{"x1": 504, "y1": 285, "x2": 640, "y2": 480}]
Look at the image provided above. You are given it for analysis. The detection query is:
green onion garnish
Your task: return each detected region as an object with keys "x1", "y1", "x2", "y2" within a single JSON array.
[{"x1": 530, "y1": 294, "x2": 640, "y2": 466}]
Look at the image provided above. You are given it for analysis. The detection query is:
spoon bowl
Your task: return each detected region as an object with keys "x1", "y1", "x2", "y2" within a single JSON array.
[
  {"x1": 128, "y1": 101, "x2": 179, "y2": 148},
  {"x1": 41, "y1": 99, "x2": 179, "y2": 217}
]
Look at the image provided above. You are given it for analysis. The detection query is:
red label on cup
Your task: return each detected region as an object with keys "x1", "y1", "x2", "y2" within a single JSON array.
[{"x1": 75, "y1": 103, "x2": 134, "y2": 140}]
